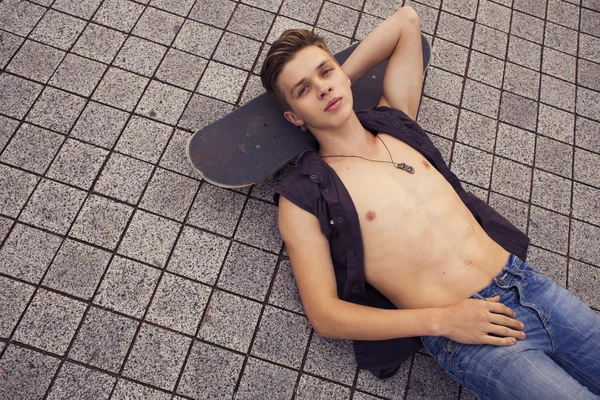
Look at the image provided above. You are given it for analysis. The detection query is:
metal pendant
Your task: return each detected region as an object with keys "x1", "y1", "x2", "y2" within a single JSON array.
[{"x1": 396, "y1": 163, "x2": 415, "y2": 174}]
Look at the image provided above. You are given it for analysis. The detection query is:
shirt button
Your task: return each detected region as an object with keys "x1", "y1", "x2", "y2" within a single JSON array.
[
  {"x1": 351, "y1": 285, "x2": 361, "y2": 294},
  {"x1": 337, "y1": 218, "x2": 343, "y2": 223},
  {"x1": 394, "y1": 123, "x2": 400, "y2": 128},
  {"x1": 324, "y1": 188, "x2": 330, "y2": 192},
  {"x1": 348, "y1": 251, "x2": 355, "y2": 257},
  {"x1": 310, "y1": 174, "x2": 317, "y2": 180}
]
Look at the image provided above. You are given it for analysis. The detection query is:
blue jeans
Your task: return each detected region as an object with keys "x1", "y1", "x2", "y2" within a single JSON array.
[{"x1": 422, "y1": 254, "x2": 600, "y2": 399}]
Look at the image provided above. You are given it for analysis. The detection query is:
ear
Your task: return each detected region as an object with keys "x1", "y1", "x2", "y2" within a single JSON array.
[{"x1": 284, "y1": 110, "x2": 304, "y2": 127}]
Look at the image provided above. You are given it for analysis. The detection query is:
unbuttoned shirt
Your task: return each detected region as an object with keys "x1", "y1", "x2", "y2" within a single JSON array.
[{"x1": 274, "y1": 106, "x2": 530, "y2": 379}]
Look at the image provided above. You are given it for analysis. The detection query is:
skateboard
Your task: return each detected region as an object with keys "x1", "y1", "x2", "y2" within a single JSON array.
[{"x1": 187, "y1": 34, "x2": 431, "y2": 188}]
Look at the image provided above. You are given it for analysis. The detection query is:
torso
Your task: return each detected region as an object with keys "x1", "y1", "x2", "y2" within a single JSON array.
[{"x1": 326, "y1": 133, "x2": 509, "y2": 309}]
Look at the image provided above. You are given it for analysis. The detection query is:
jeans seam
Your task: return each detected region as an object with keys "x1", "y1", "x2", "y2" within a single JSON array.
[{"x1": 551, "y1": 352, "x2": 600, "y2": 390}]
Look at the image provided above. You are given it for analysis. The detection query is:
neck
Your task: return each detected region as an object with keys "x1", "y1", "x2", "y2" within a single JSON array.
[{"x1": 309, "y1": 111, "x2": 377, "y2": 157}]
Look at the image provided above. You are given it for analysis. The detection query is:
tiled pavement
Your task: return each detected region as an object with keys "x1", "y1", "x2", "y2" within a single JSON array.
[{"x1": 0, "y1": 0, "x2": 599, "y2": 398}]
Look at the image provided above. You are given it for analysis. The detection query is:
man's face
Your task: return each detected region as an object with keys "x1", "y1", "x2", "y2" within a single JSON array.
[{"x1": 277, "y1": 45, "x2": 353, "y2": 131}]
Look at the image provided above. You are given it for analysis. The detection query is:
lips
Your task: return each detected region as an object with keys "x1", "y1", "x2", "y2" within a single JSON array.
[{"x1": 324, "y1": 97, "x2": 342, "y2": 112}]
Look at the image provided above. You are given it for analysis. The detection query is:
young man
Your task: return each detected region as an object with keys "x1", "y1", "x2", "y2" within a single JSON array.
[{"x1": 260, "y1": 6, "x2": 600, "y2": 400}]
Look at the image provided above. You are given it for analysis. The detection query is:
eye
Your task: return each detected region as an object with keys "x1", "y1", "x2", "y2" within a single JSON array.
[
  {"x1": 322, "y1": 68, "x2": 332, "y2": 76},
  {"x1": 299, "y1": 86, "x2": 308, "y2": 96}
]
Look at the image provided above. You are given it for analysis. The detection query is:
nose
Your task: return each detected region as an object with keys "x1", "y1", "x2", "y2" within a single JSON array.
[{"x1": 318, "y1": 81, "x2": 331, "y2": 98}]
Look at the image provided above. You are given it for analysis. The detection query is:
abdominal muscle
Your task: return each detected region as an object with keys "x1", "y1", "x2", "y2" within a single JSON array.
[{"x1": 330, "y1": 135, "x2": 510, "y2": 310}]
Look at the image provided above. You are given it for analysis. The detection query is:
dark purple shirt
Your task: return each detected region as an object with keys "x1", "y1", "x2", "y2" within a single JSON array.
[{"x1": 274, "y1": 106, "x2": 530, "y2": 379}]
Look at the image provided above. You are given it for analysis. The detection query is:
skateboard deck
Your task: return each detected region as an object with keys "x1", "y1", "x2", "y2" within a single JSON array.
[{"x1": 187, "y1": 34, "x2": 431, "y2": 188}]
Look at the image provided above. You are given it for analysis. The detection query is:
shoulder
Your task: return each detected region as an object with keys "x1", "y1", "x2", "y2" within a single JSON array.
[{"x1": 274, "y1": 168, "x2": 321, "y2": 213}]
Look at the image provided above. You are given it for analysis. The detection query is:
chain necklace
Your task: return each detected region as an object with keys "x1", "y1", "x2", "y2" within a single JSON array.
[{"x1": 320, "y1": 136, "x2": 415, "y2": 174}]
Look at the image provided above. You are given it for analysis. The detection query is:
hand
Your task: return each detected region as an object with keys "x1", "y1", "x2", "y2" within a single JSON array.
[{"x1": 440, "y1": 296, "x2": 526, "y2": 346}]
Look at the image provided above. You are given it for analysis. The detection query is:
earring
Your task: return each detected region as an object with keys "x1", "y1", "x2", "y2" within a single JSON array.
[{"x1": 300, "y1": 125, "x2": 308, "y2": 132}]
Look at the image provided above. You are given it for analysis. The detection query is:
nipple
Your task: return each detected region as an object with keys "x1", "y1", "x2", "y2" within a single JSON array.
[
  {"x1": 422, "y1": 160, "x2": 431, "y2": 169},
  {"x1": 366, "y1": 211, "x2": 377, "y2": 221}
]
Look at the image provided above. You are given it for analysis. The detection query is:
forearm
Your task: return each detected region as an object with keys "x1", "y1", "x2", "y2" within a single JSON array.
[
  {"x1": 314, "y1": 297, "x2": 444, "y2": 340},
  {"x1": 341, "y1": 7, "x2": 419, "y2": 84}
]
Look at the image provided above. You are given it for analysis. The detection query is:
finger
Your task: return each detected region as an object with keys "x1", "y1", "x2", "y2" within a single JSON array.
[
  {"x1": 487, "y1": 324, "x2": 527, "y2": 340},
  {"x1": 485, "y1": 296, "x2": 500, "y2": 302},
  {"x1": 481, "y1": 336, "x2": 518, "y2": 347},
  {"x1": 489, "y1": 313, "x2": 525, "y2": 331},
  {"x1": 487, "y1": 301, "x2": 517, "y2": 318}
]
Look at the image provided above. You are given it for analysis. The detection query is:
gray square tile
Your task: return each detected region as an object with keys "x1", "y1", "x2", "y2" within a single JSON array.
[
  {"x1": 574, "y1": 148, "x2": 600, "y2": 188},
  {"x1": 71, "y1": 102, "x2": 129, "y2": 149},
  {"x1": 52, "y1": 0, "x2": 103, "y2": 19},
  {"x1": 173, "y1": 19, "x2": 222, "y2": 58},
  {"x1": 579, "y1": 33, "x2": 600, "y2": 64},
  {"x1": 94, "y1": 256, "x2": 161, "y2": 318},
  {"x1": 214, "y1": 32, "x2": 261, "y2": 71},
  {"x1": 442, "y1": 0, "x2": 477, "y2": 18},
  {"x1": 304, "y1": 334, "x2": 356, "y2": 385},
  {"x1": 463, "y1": 181, "x2": 490, "y2": 201},
  {"x1": 26, "y1": 87, "x2": 86, "y2": 134},
  {"x1": 416, "y1": 97, "x2": 458, "y2": 139},
  {"x1": 280, "y1": 0, "x2": 321, "y2": 24},
  {"x1": 531, "y1": 169, "x2": 572, "y2": 214},
  {"x1": 267, "y1": 15, "x2": 312, "y2": 44},
  {"x1": 118, "y1": 210, "x2": 181, "y2": 268},
  {"x1": 569, "y1": 260, "x2": 600, "y2": 309},
  {"x1": 581, "y1": 7, "x2": 600, "y2": 37},
  {"x1": 429, "y1": 135, "x2": 453, "y2": 165},
  {"x1": 47, "y1": 362, "x2": 115, "y2": 400},
  {"x1": 296, "y1": 374, "x2": 351, "y2": 400},
  {"x1": 7, "y1": 40, "x2": 65, "y2": 84},
  {"x1": 240, "y1": 74, "x2": 267, "y2": 106},
  {"x1": 0, "y1": 224, "x2": 62, "y2": 284},
  {"x1": 496, "y1": 123, "x2": 535, "y2": 165},
  {"x1": 147, "y1": 273, "x2": 211, "y2": 334},
  {"x1": 468, "y1": 50, "x2": 504, "y2": 89},
  {"x1": 179, "y1": 94, "x2": 235, "y2": 131},
  {"x1": 197, "y1": 61, "x2": 247, "y2": 104},
  {"x1": 49, "y1": 53, "x2": 107, "y2": 97},
  {"x1": 73, "y1": 23, "x2": 127, "y2": 63},
  {"x1": 312, "y1": 28, "x2": 352, "y2": 54},
  {"x1": 578, "y1": 59, "x2": 600, "y2": 92},
  {"x1": 537, "y1": 104, "x2": 574, "y2": 144},
  {"x1": 0, "y1": 164, "x2": 39, "y2": 218},
  {"x1": 514, "y1": 0, "x2": 547, "y2": 18},
  {"x1": 576, "y1": 116, "x2": 600, "y2": 153},
  {"x1": 488, "y1": 192, "x2": 529, "y2": 232},
  {"x1": 547, "y1": 0, "x2": 579, "y2": 29},
  {"x1": 507, "y1": 36, "x2": 541, "y2": 71},
  {"x1": 405, "y1": 1, "x2": 439, "y2": 35},
  {"x1": 94, "y1": 153, "x2": 154, "y2": 205},
  {"x1": 69, "y1": 307, "x2": 138, "y2": 372},
  {"x1": 93, "y1": 0, "x2": 145, "y2": 32},
  {"x1": 545, "y1": 22, "x2": 578, "y2": 56},
  {"x1": 156, "y1": 49, "x2": 207, "y2": 91},
  {"x1": 265, "y1": 257, "x2": 301, "y2": 308},
  {"x1": 542, "y1": 47, "x2": 576, "y2": 83},
  {"x1": 244, "y1": 0, "x2": 284, "y2": 12},
  {"x1": 0, "y1": 115, "x2": 19, "y2": 149},
  {"x1": 0, "y1": 276, "x2": 35, "y2": 338},
  {"x1": 317, "y1": 1, "x2": 360, "y2": 37},
  {"x1": 1, "y1": 123, "x2": 64, "y2": 175},
  {"x1": 577, "y1": 87, "x2": 600, "y2": 121},
  {"x1": 535, "y1": 136, "x2": 573, "y2": 178},
  {"x1": 0, "y1": 216, "x2": 14, "y2": 243},
  {"x1": 423, "y1": 67, "x2": 463, "y2": 106},
  {"x1": 573, "y1": 182, "x2": 600, "y2": 226},
  {"x1": 159, "y1": 129, "x2": 200, "y2": 178},
  {"x1": 450, "y1": 143, "x2": 493, "y2": 188},
  {"x1": 189, "y1": 0, "x2": 236, "y2": 28},
  {"x1": 0, "y1": 30, "x2": 23, "y2": 68},
  {"x1": 150, "y1": 0, "x2": 196, "y2": 16},
  {"x1": 168, "y1": 226, "x2": 229, "y2": 285},
  {"x1": 456, "y1": 110, "x2": 497, "y2": 152},
  {"x1": 528, "y1": 205, "x2": 569, "y2": 254},
  {"x1": 114, "y1": 36, "x2": 168, "y2": 77},
  {"x1": 0, "y1": 73, "x2": 44, "y2": 119},
  {"x1": 235, "y1": 198, "x2": 282, "y2": 252},
  {"x1": 218, "y1": 243, "x2": 278, "y2": 301},
  {"x1": 511, "y1": 11, "x2": 544, "y2": 44},
  {"x1": 236, "y1": 357, "x2": 298, "y2": 400},
  {"x1": 491, "y1": 157, "x2": 532, "y2": 201},
  {"x1": 140, "y1": 168, "x2": 199, "y2": 221},
  {"x1": 43, "y1": 239, "x2": 111, "y2": 300},
  {"x1": 527, "y1": 245, "x2": 567, "y2": 287},
  {"x1": 123, "y1": 323, "x2": 191, "y2": 391},
  {"x1": 135, "y1": 80, "x2": 192, "y2": 125},
  {"x1": 198, "y1": 290, "x2": 262, "y2": 352},
  {"x1": 353, "y1": 391, "x2": 383, "y2": 400},
  {"x1": 46, "y1": 139, "x2": 108, "y2": 190},
  {"x1": 540, "y1": 74, "x2": 576, "y2": 112},
  {"x1": 431, "y1": 38, "x2": 468, "y2": 77},
  {"x1": 20, "y1": 179, "x2": 87, "y2": 234},
  {"x1": 406, "y1": 354, "x2": 459, "y2": 399},
  {"x1": 112, "y1": 379, "x2": 171, "y2": 400},
  {"x1": 584, "y1": 0, "x2": 600, "y2": 11},
  {"x1": 133, "y1": 7, "x2": 184, "y2": 46},
  {"x1": 355, "y1": 13, "x2": 384, "y2": 41},
  {"x1": 0, "y1": 0, "x2": 46, "y2": 36},
  {"x1": 93, "y1": 67, "x2": 149, "y2": 112},
  {"x1": 437, "y1": 12, "x2": 473, "y2": 47},
  {"x1": 178, "y1": 341, "x2": 244, "y2": 400},
  {"x1": 365, "y1": 0, "x2": 406, "y2": 19},
  {"x1": 13, "y1": 289, "x2": 86, "y2": 355},
  {"x1": 0, "y1": 345, "x2": 60, "y2": 400},
  {"x1": 187, "y1": 184, "x2": 246, "y2": 237},
  {"x1": 115, "y1": 116, "x2": 173, "y2": 163},
  {"x1": 70, "y1": 194, "x2": 134, "y2": 250},
  {"x1": 229, "y1": 4, "x2": 275, "y2": 41},
  {"x1": 499, "y1": 91, "x2": 538, "y2": 131},
  {"x1": 477, "y1": 0, "x2": 510, "y2": 32},
  {"x1": 356, "y1": 359, "x2": 410, "y2": 399},
  {"x1": 462, "y1": 79, "x2": 501, "y2": 118},
  {"x1": 503, "y1": 62, "x2": 540, "y2": 101},
  {"x1": 570, "y1": 220, "x2": 600, "y2": 267},
  {"x1": 473, "y1": 23, "x2": 507, "y2": 59},
  {"x1": 30, "y1": 9, "x2": 86, "y2": 50}
]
